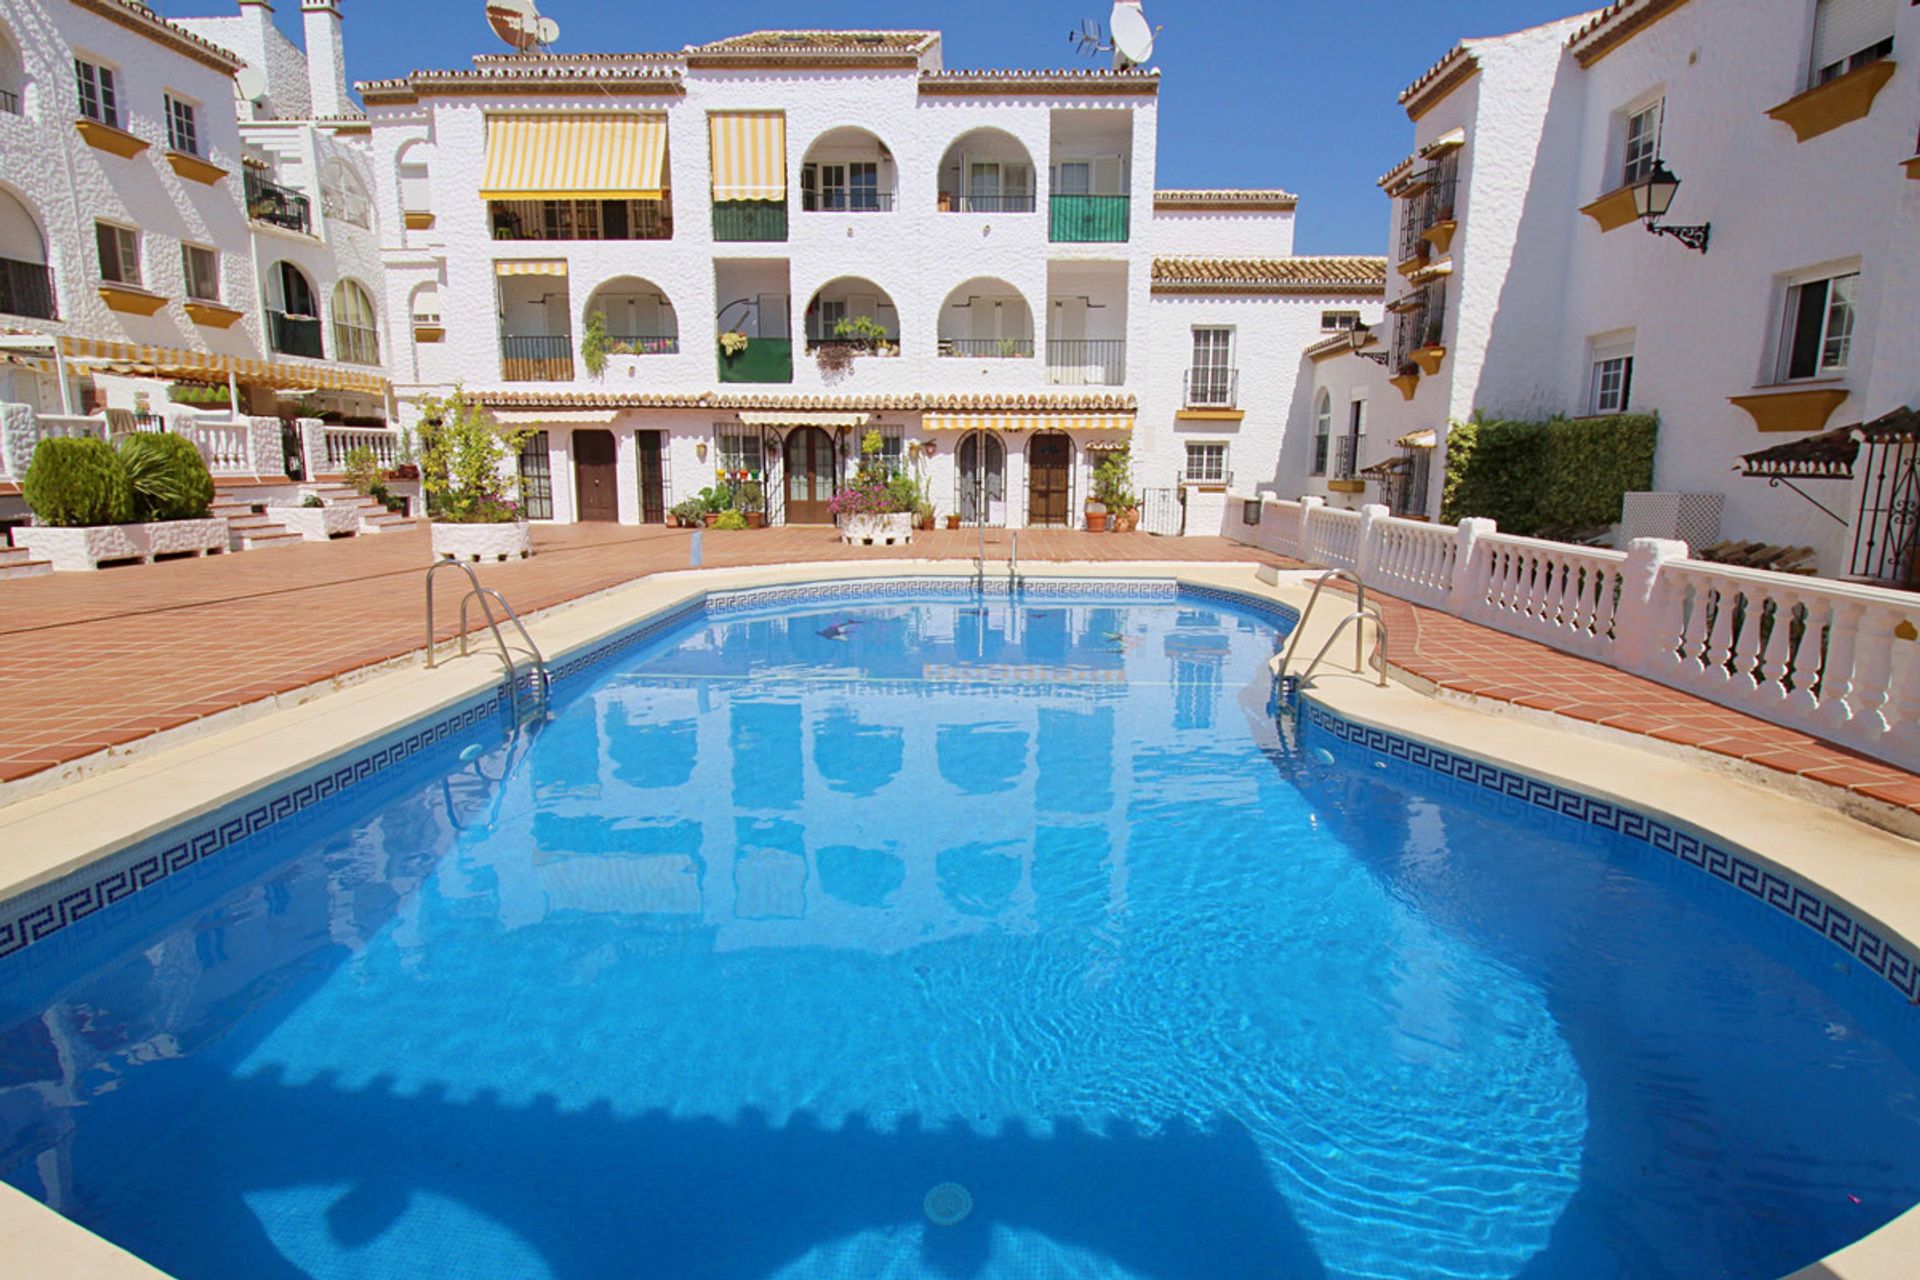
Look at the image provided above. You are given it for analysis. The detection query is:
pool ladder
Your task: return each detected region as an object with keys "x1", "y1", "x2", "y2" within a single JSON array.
[
  {"x1": 1274, "y1": 569, "x2": 1390, "y2": 692},
  {"x1": 972, "y1": 525, "x2": 1020, "y2": 596},
  {"x1": 424, "y1": 560, "x2": 551, "y2": 724}
]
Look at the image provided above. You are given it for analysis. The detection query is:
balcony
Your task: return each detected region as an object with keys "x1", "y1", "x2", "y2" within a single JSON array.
[
  {"x1": 939, "y1": 338, "x2": 1034, "y2": 359},
  {"x1": 717, "y1": 337, "x2": 793, "y2": 383},
  {"x1": 268, "y1": 310, "x2": 324, "y2": 359},
  {"x1": 1046, "y1": 339, "x2": 1125, "y2": 386},
  {"x1": 1049, "y1": 195, "x2": 1130, "y2": 243},
  {"x1": 332, "y1": 322, "x2": 380, "y2": 367},
  {"x1": 712, "y1": 201, "x2": 788, "y2": 243},
  {"x1": 489, "y1": 198, "x2": 672, "y2": 242},
  {"x1": 608, "y1": 334, "x2": 680, "y2": 355},
  {"x1": 801, "y1": 190, "x2": 894, "y2": 213},
  {"x1": 501, "y1": 334, "x2": 575, "y2": 382},
  {"x1": 1183, "y1": 367, "x2": 1238, "y2": 409},
  {"x1": 245, "y1": 170, "x2": 311, "y2": 236},
  {"x1": 940, "y1": 193, "x2": 1037, "y2": 214},
  {"x1": 0, "y1": 258, "x2": 56, "y2": 320}
]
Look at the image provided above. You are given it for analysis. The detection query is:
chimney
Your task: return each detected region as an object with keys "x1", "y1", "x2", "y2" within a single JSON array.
[{"x1": 302, "y1": 0, "x2": 350, "y2": 118}]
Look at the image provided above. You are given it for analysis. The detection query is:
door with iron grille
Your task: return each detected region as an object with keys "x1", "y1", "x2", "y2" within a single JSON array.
[
  {"x1": 635, "y1": 431, "x2": 665, "y2": 524},
  {"x1": 518, "y1": 432, "x2": 553, "y2": 520},
  {"x1": 1027, "y1": 433, "x2": 1071, "y2": 526},
  {"x1": 572, "y1": 429, "x2": 619, "y2": 522},
  {"x1": 1852, "y1": 437, "x2": 1920, "y2": 588}
]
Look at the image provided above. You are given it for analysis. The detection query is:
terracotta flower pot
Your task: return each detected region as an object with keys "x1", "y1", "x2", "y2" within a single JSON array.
[
  {"x1": 704, "y1": 512, "x2": 720, "y2": 528},
  {"x1": 746, "y1": 512, "x2": 765, "y2": 528},
  {"x1": 946, "y1": 514, "x2": 960, "y2": 530},
  {"x1": 1086, "y1": 512, "x2": 1108, "y2": 533}
]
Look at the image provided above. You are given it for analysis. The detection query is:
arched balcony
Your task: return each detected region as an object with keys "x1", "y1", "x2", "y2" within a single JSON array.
[
  {"x1": 937, "y1": 130, "x2": 1035, "y2": 214},
  {"x1": 803, "y1": 277, "x2": 898, "y2": 352},
  {"x1": 938, "y1": 278, "x2": 1033, "y2": 359},
  {"x1": 0, "y1": 187, "x2": 55, "y2": 320},
  {"x1": 800, "y1": 127, "x2": 896, "y2": 212},
  {"x1": 583, "y1": 277, "x2": 680, "y2": 355}
]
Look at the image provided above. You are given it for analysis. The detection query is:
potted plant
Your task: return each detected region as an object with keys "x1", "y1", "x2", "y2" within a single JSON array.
[
  {"x1": 696, "y1": 486, "x2": 730, "y2": 527},
  {"x1": 829, "y1": 479, "x2": 913, "y2": 546},
  {"x1": 719, "y1": 331, "x2": 749, "y2": 359},
  {"x1": 916, "y1": 499, "x2": 935, "y2": 531},
  {"x1": 737, "y1": 480, "x2": 766, "y2": 528},
  {"x1": 668, "y1": 497, "x2": 705, "y2": 529},
  {"x1": 1085, "y1": 499, "x2": 1108, "y2": 533},
  {"x1": 12, "y1": 433, "x2": 226, "y2": 570},
  {"x1": 1093, "y1": 449, "x2": 1138, "y2": 533},
  {"x1": 418, "y1": 387, "x2": 535, "y2": 562},
  {"x1": 580, "y1": 310, "x2": 611, "y2": 380},
  {"x1": 946, "y1": 512, "x2": 961, "y2": 530}
]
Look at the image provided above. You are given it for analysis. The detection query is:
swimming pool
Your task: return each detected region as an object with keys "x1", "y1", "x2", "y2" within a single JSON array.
[{"x1": 2, "y1": 582, "x2": 1918, "y2": 1280}]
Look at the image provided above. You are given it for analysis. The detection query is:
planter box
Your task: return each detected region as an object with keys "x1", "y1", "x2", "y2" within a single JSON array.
[
  {"x1": 272, "y1": 505, "x2": 361, "y2": 541},
  {"x1": 840, "y1": 512, "x2": 913, "y2": 547},
  {"x1": 11, "y1": 519, "x2": 228, "y2": 571},
  {"x1": 431, "y1": 520, "x2": 533, "y2": 563}
]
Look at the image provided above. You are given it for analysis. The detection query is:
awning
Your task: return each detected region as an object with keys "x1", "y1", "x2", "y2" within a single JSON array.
[
  {"x1": 495, "y1": 259, "x2": 568, "y2": 278},
  {"x1": 1361, "y1": 456, "x2": 1411, "y2": 477},
  {"x1": 57, "y1": 335, "x2": 387, "y2": 396},
  {"x1": 708, "y1": 112, "x2": 787, "y2": 201},
  {"x1": 480, "y1": 113, "x2": 669, "y2": 201},
  {"x1": 491, "y1": 408, "x2": 622, "y2": 425},
  {"x1": 1396, "y1": 429, "x2": 1438, "y2": 449},
  {"x1": 737, "y1": 411, "x2": 870, "y2": 429},
  {"x1": 1420, "y1": 127, "x2": 1466, "y2": 158},
  {"x1": 923, "y1": 412, "x2": 1135, "y2": 433},
  {"x1": 1738, "y1": 407, "x2": 1917, "y2": 481}
]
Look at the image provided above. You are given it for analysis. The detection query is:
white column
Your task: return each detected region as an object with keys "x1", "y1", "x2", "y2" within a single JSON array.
[
  {"x1": 1610, "y1": 538, "x2": 1689, "y2": 671},
  {"x1": 301, "y1": 0, "x2": 351, "y2": 120},
  {"x1": 1446, "y1": 516, "x2": 1497, "y2": 615}
]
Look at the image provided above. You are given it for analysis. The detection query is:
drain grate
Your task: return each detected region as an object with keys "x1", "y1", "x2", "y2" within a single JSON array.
[{"x1": 923, "y1": 1182, "x2": 973, "y2": 1227}]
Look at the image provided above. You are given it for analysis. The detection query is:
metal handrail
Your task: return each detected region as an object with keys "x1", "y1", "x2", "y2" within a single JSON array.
[
  {"x1": 1009, "y1": 530, "x2": 1019, "y2": 594},
  {"x1": 1294, "y1": 605, "x2": 1390, "y2": 688},
  {"x1": 424, "y1": 560, "x2": 550, "y2": 722},
  {"x1": 1277, "y1": 569, "x2": 1369, "y2": 678}
]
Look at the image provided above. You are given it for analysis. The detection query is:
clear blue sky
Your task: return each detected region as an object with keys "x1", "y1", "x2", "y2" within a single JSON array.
[{"x1": 156, "y1": 0, "x2": 1587, "y2": 254}]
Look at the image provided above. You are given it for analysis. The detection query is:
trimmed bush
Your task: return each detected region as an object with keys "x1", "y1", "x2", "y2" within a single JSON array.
[
  {"x1": 119, "y1": 431, "x2": 215, "y2": 521},
  {"x1": 21, "y1": 437, "x2": 135, "y2": 527},
  {"x1": 1440, "y1": 412, "x2": 1658, "y2": 536}
]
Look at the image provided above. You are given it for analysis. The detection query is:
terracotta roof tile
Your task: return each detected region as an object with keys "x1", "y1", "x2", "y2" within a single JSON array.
[
  {"x1": 1154, "y1": 189, "x2": 1298, "y2": 210},
  {"x1": 1568, "y1": 0, "x2": 1691, "y2": 67},
  {"x1": 472, "y1": 391, "x2": 1138, "y2": 412},
  {"x1": 690, "y1": 30, "x2": 938, "y2": 53},
  {"x1": 71, "y1": 0, "x2": 245, "y2": 74},
  {"x1": 1151, "y1": 256, "x2": 1389, "y2": 295}
]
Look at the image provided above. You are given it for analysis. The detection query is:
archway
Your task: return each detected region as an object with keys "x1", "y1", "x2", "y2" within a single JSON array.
[
  {"x1": 800, "y1": 127, "x2": 895, "y2": 211},
  {"x1": 957, "y1": 431, "x2": 1005, "y2": 526},
  {"x1": 938, "y1": 278, "x2": 1033, "y2": 359},
  {"x1": 803, "y1": 276, "x2": 898, "y2": 349},
  {"x1": 936, "y1": 128, "x2": 1035, "y2": 213},
  {"x1": 582, "y1": 276, "x2": 679, "y2": 354},
  {"x1": 266, "y1": 261, "x2": 321, "y2": 358},
  {"x1": 0, "y1": 186, "x2": 53, "y2": 319}
]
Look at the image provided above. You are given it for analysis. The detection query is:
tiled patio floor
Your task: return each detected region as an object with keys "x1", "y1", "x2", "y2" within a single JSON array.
[{"x1": 0, "y1": 523, "x2": 1283, "y2": 786}]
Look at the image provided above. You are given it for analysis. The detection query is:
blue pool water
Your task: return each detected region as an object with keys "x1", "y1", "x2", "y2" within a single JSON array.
[{"x1": 4, "y1": 589, "x2": 1920, "y2": 1280}]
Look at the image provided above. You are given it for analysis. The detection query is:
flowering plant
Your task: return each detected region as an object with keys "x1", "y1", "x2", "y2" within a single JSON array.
[
  {"x1": 719, "y1": 331, "x2": 750, "y2": 357},
  {"x1": 828, "y1": 479, "x2": 910, "y2": 518}
]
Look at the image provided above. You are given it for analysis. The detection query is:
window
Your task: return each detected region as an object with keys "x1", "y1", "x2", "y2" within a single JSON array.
[
  {"x1": 1778, "y1": 271, "x2": 1859, "y2": 381},
  {"x1": 181, "y1": 244, "x2": 219, "y2": 302},
  {"x1": 1313, "y1": 391, "x2": 1332, "y2": 475},
  {"x1": 1185, "y1": 442, "x2": 1227, "y2": 484},
  {"x1": 320, "y1": 158, "x2": 371, "y2": 229},
  {"x1": 331, "y1": 279, "x2": 381, "y2": 366},
  {"x1": 1339, "y1": 399, "x2": 1368, "y2": 479},
  {"x1": 75, "y1": 58, "x2": 120, "y2": 127},
  {"x1": 806, "y1": 162, "x2": 881, "y2": 211},
  {"x1": 1320, "y1": 310, "x2": 1361, "y2": 333},
  {"x1": 1189, "y1": 327, "x2": 1234, "y2": 405},
  {"x1": 811, "y1": 298, "x2": 847, "y2": 343},
  {"x1": 411, "y1": 282, "x2": 442, "y2": 326},
  {"x1": 518, "y1": 432, "x2": 553, "y2": 520},
  {"x1": 715, "y1": 422, "x2": 765, "y2": 477},
  {"x1": 95, "y1": 222, "x2": 139, "y2": 285},
  {"x1": 1621, "y1": 100, "x2": 1662, "y2": 186},
  {"x1": 1810, "y1": 0, "x2": 1896, "y2": 86},
  {"x1": 1589, "y1": 346, "x2": 1634, "y2": 415},
  {"x1": 165, "y1": 95, "x2": 198, "y2": 156}
]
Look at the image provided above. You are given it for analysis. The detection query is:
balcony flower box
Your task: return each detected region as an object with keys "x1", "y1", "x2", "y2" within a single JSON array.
[
  {"x1": 12, "y1": 518, "x2": 227, "y2": 571},
  {"x1": 431, "y1": 519, "x2": 532, "y2": 563},
  {"x1": 839, "y1": 512, "x2": 913, "y2": 547}
]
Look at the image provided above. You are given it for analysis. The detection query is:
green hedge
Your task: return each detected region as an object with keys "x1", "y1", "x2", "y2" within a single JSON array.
[
  {"x1": 1440, "y1": 412, "x2": 1658, "y2": 536},
  {"x1": 21, "y1": 437, "x2": 134, "y2": 527},
  {"x1": 119, "y1": 431, "x2": 214, "y2": 521}
]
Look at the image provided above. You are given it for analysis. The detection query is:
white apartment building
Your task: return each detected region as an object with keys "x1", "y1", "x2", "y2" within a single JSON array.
[
  {"x1": 1288, "y1": 0, "x2": 1920, "y2": 587},
  {"x1": 0, "y1": 0, "x2": 391, "y2": 515},
  {"x1": 359, "y1": 28, "x2": 1385, "y2": 531}
]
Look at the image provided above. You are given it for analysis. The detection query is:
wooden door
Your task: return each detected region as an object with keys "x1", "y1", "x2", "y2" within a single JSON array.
[
  {"x1": 784, "y1": 427, "x2": 836, "y2": 524},
  {"x1": 635, "y1": 431, "x2": 665, "y2": 524},
  {"x1": 1027, "y1": 433, "x2": 1071, "y2": 527},
  {"x1": 572, "y1": 429, "x2": 619, "y2": 522}
]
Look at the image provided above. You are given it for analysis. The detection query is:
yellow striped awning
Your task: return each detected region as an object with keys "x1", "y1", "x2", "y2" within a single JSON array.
[
  {"x1": 495, "y1": 259, "x2": 569, "y2": 278},
  {"x1": 479, "y1": 113, "x2": 669, "y2": 201},
  {"x1": 708, "y1": 112, "x2": 787, "y2": 202},
  {"x1": 923, "y1": 413, "x2": 1134, "y2": 433},
  {"x1": 57, "y1": 336, "x2": 388, "y2": 396}
]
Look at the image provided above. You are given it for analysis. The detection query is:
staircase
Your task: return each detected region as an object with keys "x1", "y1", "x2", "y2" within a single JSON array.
[
  {"x1": 307, "y1": 482, "x2": 414, "y2": 534},
  {"x1": 210, "y1": 497, "x2": 303, "y2": 552},
  {"x1": 0, "y1": 546, "x2": 52, "y2": 580}
]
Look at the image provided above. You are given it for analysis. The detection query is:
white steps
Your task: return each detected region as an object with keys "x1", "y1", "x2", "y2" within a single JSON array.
[
  {"x1": 0, "y1": 546, "x2": 52, "y2": 579},
  {"x1": 304, "y1": 483, "x2": 415, "y2": 533},
  {"x1": 211, "y1": 500, "x2": 302, "y2": 552}
]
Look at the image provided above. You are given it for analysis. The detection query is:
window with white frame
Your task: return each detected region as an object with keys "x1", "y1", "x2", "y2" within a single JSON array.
[
  {"x1": 165, "y1": 94, "x2": 198, "y2": 156},
  {"x1": 1588, "y1": 339, "x2": 1635, "y2": 414},
  {"x1": 1809, "y1": 0, "x2": 1896, "y2": 86},
  {"x1": 1313, "y1": 391, "x2": 1332, "y2": 475},
  {"x1": 95, "y1": 222, "x2": 139, "y2": 286},
  {"x1": 1338, "y1": 398, "x2": 1367, "y2": 479},
  {"x1": 320, "y1": 158, "x2": 372, "y2": 229},
  {"x1": 181, "y1": 244, "x2": 219, "y2": 302},
  {"x1": 804, "y1": 161, "x2": 881, "y2": 211},
  {"x1": 1620, "y1": 99, "x2": 1662, "y2": 187},
  {"x1": 1320, "y1": 310, "x2": 1361, "y2": 332},
  {"x1": 75, "y1": 58, "x2": 118, "y2": 128},
  {"x1": 1189, "y1": 327, "x2": 1234, "y2": 406},
  {"x1": 715, "y1": 422, "x2": 766, "y2": 478},
  {"x1": 1777, "y1": 270, "x2": 1860, "y2": 381},
  {"x1": 1185, "y1": 441, "x2": 1227, "y2": 484}
]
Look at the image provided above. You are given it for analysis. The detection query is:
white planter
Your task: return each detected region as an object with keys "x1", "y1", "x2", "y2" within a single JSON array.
[
  {"x1": 431, "y1": 520, "x2": 533, "y2": 563},
  {"x1": 839, "y1": 512, "x2": 914, "y2": 547},
  {"x1": 272, "y1": 505, "x2": 360, "y2": 541},
  {"x1": 11, "y1": 519, "x2": 229, "y2": 571}
]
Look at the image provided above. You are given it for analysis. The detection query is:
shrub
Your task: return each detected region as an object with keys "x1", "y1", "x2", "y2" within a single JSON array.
[
  {"x1": 829, "y1": 479, "x2": 909, "y2": 518},
  {"x1": 22, "y1": 437, "x2": 134, "y2": 527},
  {"x1": 119, "y1": 431, "x2": 214, "y2": 521},
  {"x1": 581, "y1": 310, "x2": 611, "y2": 379},
  {"x1": 302, "y1": 494, "x2": 325, "y2": 508},
  {"x1": 1093, "y1": 448, "x2": 1135, "y2": 511},
  {"x1": 670, "y1": 497, "x2": 707, "y2": 525},
  {"x1": 416, "y1": 387, "x2": 532, "y2": 523},
  {"x1": 344, "y1": 446, "x2": 381, "y2": 496},
  {"x1": 713, "y1": 509, "x2": 748, "y2": 531},
  {"x1": 735, "y1": 480, "x2": 764, "y2": 514},
  {"x1": 1440, "y1": 412, "x2": 1658, "y2": 536},
  {"x1": 697, "y1": 486, "x2": 729, "y2": 513}
]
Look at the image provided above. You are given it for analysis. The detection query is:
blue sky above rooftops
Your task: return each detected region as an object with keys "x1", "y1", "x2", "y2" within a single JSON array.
[{"x1": 154, "y1": 0, "x2": 1589, "y2": 254}]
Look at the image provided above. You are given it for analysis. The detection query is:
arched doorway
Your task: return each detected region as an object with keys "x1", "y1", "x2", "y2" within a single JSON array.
[
  {"x1": 572, "y1": 429, "x2": 619, "y2": 522},
  {"x1": 1027, "y1": 432, "x2": 1073, "y2": 527},
  {"x1": 957, "y1": 431, "x2": 1005, "y2": 526},
  {"x1": 784, "y1": 426, "x2": 837, "y2": 524}
]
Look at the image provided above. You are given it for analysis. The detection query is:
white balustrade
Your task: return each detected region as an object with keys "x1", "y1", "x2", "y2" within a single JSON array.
[
  {"x1": 1459, "y1": 533, "x2": 1630, "y2": 661},
  {"x1": 35, "y1": 414, "x2": 110, "y2": 441},
  {"x1": 183, "y1": 420, "x2": 253, "y2": 475},
  {"x1": 1304, "y1": 504, "x2": 1363, "y2": 571},
  {"x1": 1366, "y1": 515, "x2": 1458, "y2": 610},
  {"x1": 1231, "y1": 496, "x2": 1305, "y2": 560},
  {"x1": 323, "y1": 428, "x2": 400, "y2": 471}
]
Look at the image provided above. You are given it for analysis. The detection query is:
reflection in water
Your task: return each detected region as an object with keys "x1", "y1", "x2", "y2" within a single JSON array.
[{"x1": 1, "y1": 598, "x2": 1917, "y2": 1280}]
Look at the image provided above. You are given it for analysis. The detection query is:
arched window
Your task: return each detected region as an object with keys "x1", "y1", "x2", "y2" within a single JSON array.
[
  {"x1": 0, "y1": 20, "x2": 26, "y2": 118},
  {"x1": 266, "y1": 261, "x2": 321, "y2": 357},
  {"x1": 582, "y1": 276, "x2": 679, "y2": 354},
  {"x1": 936, "y1": 129, "x2": 1035, "y2": 213},
  {"x1": 938, "y1": 277, "x2": 1033, "y2": 358},
  {"x1": 319, "y1": 157, "x2": 370, "y2": 229},
  {"x1": 1313, "y1": 391, "x2": 1332, "y2": 476},
  {"x1": 0, "y1": 186, "x2": 54, "y2": 319},
  {"x1": 331, "y1": 279, "x2": 380, "y2": 365}
]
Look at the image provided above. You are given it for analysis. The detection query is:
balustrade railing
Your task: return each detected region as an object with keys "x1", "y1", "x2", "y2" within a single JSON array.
[
  {"x1": 1366, "y1": 514, "x2": 1459, "y2": 611},
  {"x1": 323, "y1": 427, "x2": 400, "y2": 471},
  {"x1": 1046, "y1": 339, "x2": 1126, "y2": 386},
  {"x1": 188, "y1": 421, "x2": 253, "y2": 474},
  {"x1": 245, "y1": 170, "x2": 312, "y2": 235},
  {"x1": 1303, "y1": 504, "x2": 1363, "y2": 571},
  {"x1": 607, "y1": 334, "x2": 680, "y2": 355},
  {"x1": 939, "y1": 338, "x2": 1034, "y2": 359},
  {"x1": 1461, "y1": 533, "x2": 1630, "y2": 661}
]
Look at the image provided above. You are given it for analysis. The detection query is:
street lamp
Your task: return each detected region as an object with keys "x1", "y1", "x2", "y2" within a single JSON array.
[
  {"x1": 1632, "y1": 159, "x2": 1710, "y2": 253},
  {"x1": 1348, "y1": 323, "x2": 1390, "y2": 365}
]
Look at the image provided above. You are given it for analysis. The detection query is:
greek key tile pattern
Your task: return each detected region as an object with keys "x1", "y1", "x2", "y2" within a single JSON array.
[{"x1": 1301, "y1": 701, "x2": 1920, "y2": 1003}]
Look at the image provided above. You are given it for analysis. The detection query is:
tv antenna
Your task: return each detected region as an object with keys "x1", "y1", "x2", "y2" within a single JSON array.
[
  {"x1": 487, "y1": 0, "x2": 560, "y2": 53},
  {"x1": 1070, "y1": 2, "x2": 1160, "y2": 70}
]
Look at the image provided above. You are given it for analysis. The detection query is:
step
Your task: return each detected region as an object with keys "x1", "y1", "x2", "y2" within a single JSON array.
[
  {"x1": 0, "y1": 557, "x2": 53, "y2": 580},
  {"x1": 360, "y1": 513, "x2": 414, "y2": 533},
  {"x1": 0, "y1": 546, "x2": 39, "y2": 567},
  {"x1": 225, "y1": 515, "x2": 285, "y2": 532},
  {"x1": 236, "y1": 529, "x2": 303, "y2": 551}
]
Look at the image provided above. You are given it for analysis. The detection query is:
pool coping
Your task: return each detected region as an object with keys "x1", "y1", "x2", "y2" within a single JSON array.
[{"x1": 0, "y1": 560, "x2": 1916, "y2": 1280}]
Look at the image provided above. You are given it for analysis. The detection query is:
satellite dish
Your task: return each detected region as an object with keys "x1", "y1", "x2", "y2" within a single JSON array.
[
  {"x1": 1110, "y1": 1, "x2": 1156, "y2": 68},
  {"x1": 234, "y1": 63, "x2": 268, "y2": 103},
  {"x1": 486, "y1": 0, "x2": 559, "y2": 53}
]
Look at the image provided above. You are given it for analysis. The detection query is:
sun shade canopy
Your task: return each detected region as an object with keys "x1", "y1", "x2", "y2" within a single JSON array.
[
  {"x1": 708, "y1": 112, "x2": 787, "y2": 201},
  {"x1": 480, "y1": 113, "x2": 669, "y2": 201},
  {"x1": 923, "y1": 412, "x2": 1133, "y2": 432}
]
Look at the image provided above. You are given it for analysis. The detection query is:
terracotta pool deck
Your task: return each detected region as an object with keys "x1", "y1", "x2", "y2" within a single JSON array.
[{"x1": 0, "y1": 522, "x2": 1914, "y2": 823}]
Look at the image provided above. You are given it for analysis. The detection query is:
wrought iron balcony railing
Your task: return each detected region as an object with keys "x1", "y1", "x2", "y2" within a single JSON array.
[
  {"x1": 1183, "y1": 367, "x2": 1239, "y2": 408},
  {"x1": 0, "y1": 257, "x2": 56, "y2": 320},
  {"x1": 500, "y1": 333, "x2": 575, "y2": 382},
  {"x1": 245, "y1": 170, "x2": 311, "y2": 235},
  {"x1": 1046, "y1": 339, "x2": 1126, "y2": 386}
]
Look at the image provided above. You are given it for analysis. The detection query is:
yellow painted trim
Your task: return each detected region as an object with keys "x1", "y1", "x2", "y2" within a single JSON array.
[
  {"x1": 1903, "y1": 156, "x2": 1920, "y2": 180},
  {"x1": 96, "y1": 283, "x2": 168, "y2": 316},
  {"x1": 403, "y1": 211, "x2": 436, "y2": 230},
  {"x1": 1395, "y1": 251, "x2": 1431, "y2": 278},
  {"x1": 1728, "y1": 386, "x2": 1850, "y2": 433},
  {"x1": 1765, "y1": 60, "x2": 1896, "y2": 143},
  {"x1": 413, "y1": 324, "x2": 446, "y2": 343},
  {"x1": 1580, "y1": 184, "x2": 1640, "y2": 232},
  {"x1": 1411, "y1": 344, "x2": 1447, "y2": 376},
  {"x1": 165, "y1": 151, "x2": 228, "y2": 185},
  {"x1": 183, "y1": 300, "x2": 244, "y2": 329},
  {"x1": 1327, "y1": 478, "x2": 1367, "y2": 494},
  {"x1": 1175, "y1": 408, "x2": 1246, "y2": 422},
  {"x1": 1389, "y1": 371, "x2": 1421, "y2": 401},
  {"x1": 1420, "y1": 219, "x2": 1457, "y2": 254},
  {"x1": 74, "y1": 118, "x2": 150, "y2": 158}
]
